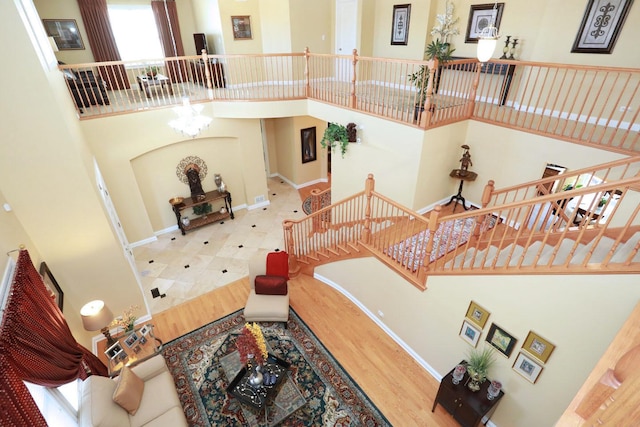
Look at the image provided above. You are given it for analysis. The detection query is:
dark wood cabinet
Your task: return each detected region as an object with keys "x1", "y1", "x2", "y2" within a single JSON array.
[
  {"x1": 189, "y1": 59, "x2": 226, "y2": 88},
  {"x1": 432, "y1": 362, "x2": 504, "y2": 427}
]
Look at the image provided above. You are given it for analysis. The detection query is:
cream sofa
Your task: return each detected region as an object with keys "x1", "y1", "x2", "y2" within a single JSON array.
[{"x1": 79, "y1": 355, "x2": 187, "y2": 427}]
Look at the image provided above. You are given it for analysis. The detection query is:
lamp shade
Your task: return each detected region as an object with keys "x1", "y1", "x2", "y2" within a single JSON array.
[
  {"x1": 477, "y1": 37, "x2": 498, "y2": 62},
  {"x1": 80, "y1": 300, "x2": 114, "y2": 331}
]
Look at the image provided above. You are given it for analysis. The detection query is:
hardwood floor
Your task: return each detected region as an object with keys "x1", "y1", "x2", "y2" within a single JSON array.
[{"x1": 149, "y1": 273, "x2": 458, "y2": 426}]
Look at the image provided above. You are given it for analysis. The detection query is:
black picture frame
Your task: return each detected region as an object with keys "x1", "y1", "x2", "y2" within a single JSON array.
[
  {"x1": 301, "y1": 127, "x2": 317, "y2": 164},
  {"x1": 571, "y1": 0, "x2": 633, "y2": 54},
  {"x1": 465, "y1": 3, "x2": 505, "y2": 43},
  {"x1": 39, "y1": 262, "x2": 64, "y2": 311},
  {"x1": 390, "y1": 4, "x2": 411, "y2": 46},
  {"x1": 231, "y1": 16, "x2": 252, "y2": 40},
  {"x1": 42, "y1": 19, "x2": 85, "y2": 50},
  {"x1": 485, "y1": 322, "x2": 517, "y2": 358}
]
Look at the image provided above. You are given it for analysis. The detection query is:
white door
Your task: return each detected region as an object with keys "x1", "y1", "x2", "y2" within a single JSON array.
[{"x1": 335, "y1": 0, "x2": 357, "y2": 55}]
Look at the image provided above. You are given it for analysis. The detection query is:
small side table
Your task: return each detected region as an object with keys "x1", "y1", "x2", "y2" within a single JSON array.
[
  {"x1": 105, "y1": 324, "x2": 163, "y2": 377},
  {"x1": 446, "y1": 169, "x2": 478, "y2": 212},
  {"x1": 137, "y1": 74, "x2": 174, "y2": 98}
]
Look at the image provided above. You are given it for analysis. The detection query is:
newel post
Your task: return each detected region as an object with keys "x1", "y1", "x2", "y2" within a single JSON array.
[
  {"x1": 304, "y1": 47, "x2": 310, "y2": 99},
  {"x1": 202, "y1": 49, "x2": 212, "y2": 90},
  {"x1": 361, "y1": 174, "x2": 375, "y2": 244},
  {"x1": 350, "y1": 49, "x2": 358, "y2": 109},
  {"x1": 283, "y1": 221, "x2": 300, "y2": 278},
  {"x1": 420, "y1": 59, "x2": 437, "y2": 129},
  {"x1": 420, "y1": 205, "x2": 441, "y2": 280},
  {"x1": 474, "y1": 180, "x2": 495, "y2": 238}
]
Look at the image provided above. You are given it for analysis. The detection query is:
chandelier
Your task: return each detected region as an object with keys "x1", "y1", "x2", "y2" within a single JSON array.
[
  {"x1": 476, "y1": 2, "x2": 500, "y2": 63},
  {"x1": 168, "y1": 98, "x2": 212, "y2": 138}
]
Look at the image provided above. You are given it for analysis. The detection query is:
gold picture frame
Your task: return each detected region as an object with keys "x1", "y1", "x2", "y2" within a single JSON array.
[
  {"x1": 459, "y1": 319, "x2": 482, "y2": 347},
  {"x1": 231, "y1": 16, "x2": 252, "y2": 40},
  {"x1": 522, "y1": 331, "x2": 555, "y2": 364},
  {"x1": 465, "y1": 301, "x2": 490, "y2": 328}
]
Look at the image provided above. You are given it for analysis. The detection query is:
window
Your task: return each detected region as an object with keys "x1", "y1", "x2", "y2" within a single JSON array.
[
  {"x1": 24, "y1": 380, "x2": 80, "y2": 426},
  {"x1": 108, "y1": 5, "x2": 163, "y2": 62}
]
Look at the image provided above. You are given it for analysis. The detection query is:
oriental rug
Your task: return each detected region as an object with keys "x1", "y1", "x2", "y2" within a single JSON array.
[{"x1": 163, "y1": 309, "x2": 390, "y2": 427}]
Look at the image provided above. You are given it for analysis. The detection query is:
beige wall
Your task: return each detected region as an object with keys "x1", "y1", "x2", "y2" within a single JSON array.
[{"x1": 316, "y1": 258, "x2": 640, "y2": 427}]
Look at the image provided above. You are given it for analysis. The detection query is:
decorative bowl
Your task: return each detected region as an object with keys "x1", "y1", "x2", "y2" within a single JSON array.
[{"x1": 169, "y1": 197, "x2": 184, "y2": 206}]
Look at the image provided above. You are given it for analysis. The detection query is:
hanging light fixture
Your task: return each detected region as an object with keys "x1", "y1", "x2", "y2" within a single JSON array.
[
  {"x1": 168, "y1": 98, "x2": 212, "y2": 138},
  {"x1": 476, "y1": 3, "x2": 500, "y2": 63}
]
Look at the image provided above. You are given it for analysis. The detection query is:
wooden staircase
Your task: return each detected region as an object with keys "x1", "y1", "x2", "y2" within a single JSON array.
[{"x1": 285, "y1": 158, "x2": 640, "y2": 289}]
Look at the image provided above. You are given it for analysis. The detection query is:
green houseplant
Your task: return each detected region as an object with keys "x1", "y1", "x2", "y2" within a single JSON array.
[
  {"x1": 408, "y1": 39, "x2": 455, "y2": 109},
  {"x1": 145, "y1": 66, "x2": 159, "y2": 78},
  {"x1": 320, "y1": 122, "x2": 349, "y2": 158},
  {"x1": 466, "y1": 346, "x2": 496, "y2": 391}
]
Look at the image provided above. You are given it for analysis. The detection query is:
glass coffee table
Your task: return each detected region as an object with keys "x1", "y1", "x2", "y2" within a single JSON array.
[{"x1": 220, "y1": 351, "x2": 306, "y2": 426}]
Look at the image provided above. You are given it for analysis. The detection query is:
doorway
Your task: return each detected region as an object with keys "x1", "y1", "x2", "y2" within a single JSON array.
[
  {"x1": 335, "y1": 0, "x2": 357, "y2": 55},
  {"x1": 538, "y1": 163, "x2": 566, "y2": 195}
]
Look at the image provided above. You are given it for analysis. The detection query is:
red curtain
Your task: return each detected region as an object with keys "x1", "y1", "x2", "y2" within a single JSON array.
[
  {"x1": 0, "y1": 250, "x2": 108, "y2": 425},
  {"x1": 152, "y1": 0, "x2": 188, "y2": 82},
  {"x1": 77, "y1": 0, "x2": 130, "y2": 89}
]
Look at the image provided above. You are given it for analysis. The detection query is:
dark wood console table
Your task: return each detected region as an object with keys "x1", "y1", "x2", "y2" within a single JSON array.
[
  {"x1": 171, "y1": 190, "x2": 234, "y2": 235},
  {"x1": 432, "y1": 362, "x2": 504, "y2": 427},
  {"x1": 189, "y1": 59, "x2": 226, "y2": 88}
]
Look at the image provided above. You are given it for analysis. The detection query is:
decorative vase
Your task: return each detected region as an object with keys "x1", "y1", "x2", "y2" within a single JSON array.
[
  {"x1": 181, "y1": 216, "x2": 190, "y2": 226},
  {"x1": 452, "y1": 364, "x2": 466, "y2": 385},
  {"x1": 467, "y1": 370, "x2": 484, "y2": 392},
  {"x1": 487, "y1": 380, "x2": 502, "y2": 400},
  {"x1": 248, "y1": 364, "x2": 264, "y2": 388}
]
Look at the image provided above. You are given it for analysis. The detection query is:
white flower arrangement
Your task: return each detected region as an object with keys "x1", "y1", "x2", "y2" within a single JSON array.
[{"x1": 431, "y1": 0, "x2": 460, "y2": 44}]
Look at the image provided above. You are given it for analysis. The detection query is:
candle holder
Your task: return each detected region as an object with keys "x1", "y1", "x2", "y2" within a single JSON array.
[
  {"x1": 500, "y1": 36, "x2": 511, "y2": 59},
  {"x1": 508, "y1": 39, "x2": 518, "y2": 60}
]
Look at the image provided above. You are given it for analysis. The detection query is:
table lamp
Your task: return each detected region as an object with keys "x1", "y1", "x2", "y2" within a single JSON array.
[{"x1": 80, "y1": 300, "x2": 115, "y2": 346}]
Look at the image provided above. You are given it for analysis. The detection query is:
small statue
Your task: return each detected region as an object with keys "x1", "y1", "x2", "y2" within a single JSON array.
[
  {"x1": 459, "y1": 144, "x2": 473, "y2": 172},
  {"x1": 346, "y1": 123, "x2": 357, "y2": 143},
  {"x1": 186, "y1": 165, "x2": 205, "y2": 199}
]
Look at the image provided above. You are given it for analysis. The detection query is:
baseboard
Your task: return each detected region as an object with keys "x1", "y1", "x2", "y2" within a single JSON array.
[
  {"x1": 247, "y1": 200, "x2": 270, "y2": 210},
  {"x1": 313, "y1": 272, "x2": 442, "y2": 382},
  {"x1": 416, "y1": 196, "x2": 480, "y2": 215}
]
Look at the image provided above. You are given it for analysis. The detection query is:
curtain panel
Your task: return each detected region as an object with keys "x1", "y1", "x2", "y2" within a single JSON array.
[
  {"x1": 151, "y1": 0, "x2": 188, "y2": 82},
  {"x1": 0, "y1": 250, "x2": 107, "y2": 425},
  {"x1": 77, "y1": 0, "x2": 130, "y2": 89}
]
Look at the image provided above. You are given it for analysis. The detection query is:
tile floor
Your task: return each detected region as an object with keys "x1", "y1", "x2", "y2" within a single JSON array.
[{"x1": 133, "y1": 177, "x2": 307, "y2": 314}]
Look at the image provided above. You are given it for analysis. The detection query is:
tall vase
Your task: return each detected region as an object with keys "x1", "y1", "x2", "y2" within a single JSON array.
[{"x1": 248, "y1": 364, "x2": 264, "y2": 388}]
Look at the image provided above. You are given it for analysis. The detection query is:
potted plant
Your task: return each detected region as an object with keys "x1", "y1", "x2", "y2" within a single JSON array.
[
  {"x1": 320, "y1": 122, "x2": 349, "y2": 158},
  {"x1": 145, "y1": 66, "x2": 159, "y2": 78},
  {"x1": 465, "y1": 346, "x2": 496, "y2": 391},
  {"x1": 408, "y1": 39, "x2": 455, "y2": 119}
]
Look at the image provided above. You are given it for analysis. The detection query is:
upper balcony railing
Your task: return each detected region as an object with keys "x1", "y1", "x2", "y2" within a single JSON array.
[{"x1": 59, "y1": 50, "x2": 640, "y2": 154}]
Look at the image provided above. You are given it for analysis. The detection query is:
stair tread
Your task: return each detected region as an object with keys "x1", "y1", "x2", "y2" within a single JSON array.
[
  {"x1": 572, "y1": 236, "x2": 616, "y2": 264},
  {"x1": 610, "y1": 232, "x2": 640, "y2": 263}
]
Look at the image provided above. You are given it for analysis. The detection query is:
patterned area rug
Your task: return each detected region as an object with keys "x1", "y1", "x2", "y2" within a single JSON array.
[
  {"x1": 163, "y1": 309, "x2": 391, "y2": 426},
  {"x1": 386, "y1": 216, "x2": 479, "y2": 270}
]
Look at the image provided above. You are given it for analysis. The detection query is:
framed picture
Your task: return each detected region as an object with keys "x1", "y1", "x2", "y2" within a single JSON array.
[
  {"x1": 124, "y1": 332, "x2": 139, "y2": 348},
  {"x1": 39, "y1": 262, "x2": 64, "y2": 311},
  {"x1": 522, "y1": 331, "x2": 556, "y2": 364},
  {"x1": 571, "y1": 0, "x2": 633, "y2": 54},
  {"x1": 105, "y1": 342, "x2": 124, "y2": 360},
  {"x1": 42, "y1": 19, "x2": 85, "y2": 50},
  {"x1": 485, "y1": 323, "x2": 517, "y2": 358},
  {"x1": 139, "y1": 325, "x2": 150, "y2": 336},
  {"x1": 465, "y1": 3, "x2": 505, "y2": 43},
  {"x1": 231, "y1": 16, "x2": 252, "y2": 40},
  {"x1": 139, "y1": 335, "x2": 148, "y2": 345},
  {"x1": 301, "y1": 127, "x2": 317, "y2": 164},
  {"x1": 465, "y1": 301, "x2": 490, "y2": 328},
  {"x1": 513, "y1": 351, "x2": 543, "y2": 383},
  {"x1": 390, "y1": 4, "x2": 411, "y2": 46},
  {"x1": 133, "y1": 345, "x2": 142, "y2": 354},
  {"x1": 459, "y1": 319, "x2": 482, "y2": 347}
]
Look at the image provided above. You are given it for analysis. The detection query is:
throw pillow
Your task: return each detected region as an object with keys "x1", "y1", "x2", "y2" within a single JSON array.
[
  {"x1": 266, "y1": 251, "x2": 289, "y2": 279},
  {"x1": 255, "y1": 275, "x2": 288, "y2": 295},
  {"x1": 112, "y1": 366, "x2": 144, "y2": 415}
]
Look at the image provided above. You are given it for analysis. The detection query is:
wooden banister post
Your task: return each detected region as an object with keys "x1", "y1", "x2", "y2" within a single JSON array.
[
  {"x1": 475, "y1": 180, "x2": 496, "y2": 238},
  {"x1": 420, "y1": 60, "x2": 437, "y2": 129},
  {"x1": 361, "y1": 174, "x2": 375, "y2": 244},
  {"x1": 350, "y1": 49, "x2": 358, "y2": 109},
  {"x1": 420, "y1": 205, "x2": 442, "y2": 279},
  {"x1": 467, "y1": 62, "x2": 482, "y2": 118},
  {"x1": 304, "y1": 47, "x2": 310, "y2": 99},
  {"x1": 202, "y1": 49, "x2": 212, "y2": 90},
  {"x1": 283, "y1": 221, "x2": 300, "y2": 278}
]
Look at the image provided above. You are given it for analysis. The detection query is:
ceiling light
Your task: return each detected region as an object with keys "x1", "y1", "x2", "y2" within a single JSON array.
[
  {"x1": 168, "y1": 98, "x2": 212, "y2": 138},
  {"x1": 476, "y1": 3, "x2": 500, "y2": 62}
]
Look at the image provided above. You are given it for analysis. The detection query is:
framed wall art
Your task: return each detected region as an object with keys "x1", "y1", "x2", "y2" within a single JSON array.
[
  {"x1": 522, "y1": 331, "x2": 556, "y2": 364},
  {"x1": 485, "y1": 322, "x2": 517, "y2": 358},
  {"x1": 39, "y1": 262, "x2": 64, "y2": 311},
  {"x1": 42, "y1": 19, "x2": 85, "y2": 50},
  {"x1": 390, "y1": 4, "x2": 411, "y2": 46},
  {"x1": 465, "y1": 3, "x2": 505, "y2": 43},
  {"x1": 124, "y1": 332, "x2": 140, "y2": 349},
  {"x1": 465, "y1": 301, "x2": 490, "y2": 328},
  {"x1": 301, "y1": 127, "x2": 317, "y2": 163},
  {"x1": 513, "y1": 351, "x2": 543, "y2": 383},
  {"x1": 571, "y1": 0, "x2": 633, "y2": 54},
  {"x1": 231, "y1": 16, "x2": 252, "y2": 40},
  {"x1": 459, "y1": 319, "x2": 482, "y2": 347},
  {"x1": 105, "y1": 342, "x2": 125, "y2": 361}
]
